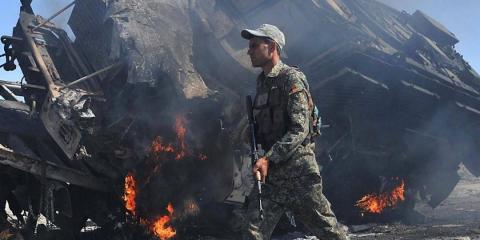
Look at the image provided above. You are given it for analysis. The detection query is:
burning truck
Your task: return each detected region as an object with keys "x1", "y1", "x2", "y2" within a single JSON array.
[{"x1": 0, "y1": 0, "x2": 479, "y2": 238}]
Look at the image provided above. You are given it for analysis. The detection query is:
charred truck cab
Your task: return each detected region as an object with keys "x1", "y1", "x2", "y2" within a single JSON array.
[{"x1": 0, "y1": 1, "x2": 120, "y2": 237}]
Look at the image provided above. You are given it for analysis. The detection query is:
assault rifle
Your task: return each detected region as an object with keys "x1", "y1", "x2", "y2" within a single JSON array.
[{"x1": 246, "y1": 95, "x2": 264, "y2": 220}]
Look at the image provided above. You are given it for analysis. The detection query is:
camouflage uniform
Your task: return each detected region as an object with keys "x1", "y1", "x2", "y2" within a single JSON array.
[{"x1": 242, "y1": 62, "x2": 348, "y2": 240}]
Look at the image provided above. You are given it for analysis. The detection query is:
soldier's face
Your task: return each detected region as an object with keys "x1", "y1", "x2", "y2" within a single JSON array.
[{"x1": 247, "y1": 37, "x2": 273, "y2": 67}]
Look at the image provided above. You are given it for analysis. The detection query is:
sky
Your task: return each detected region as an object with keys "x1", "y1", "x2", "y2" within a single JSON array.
[{"x1": 0, "y1": 0, "x2": 478, "y2": 82}]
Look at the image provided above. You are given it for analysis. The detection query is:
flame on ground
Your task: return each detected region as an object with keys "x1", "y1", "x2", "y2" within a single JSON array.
[
  {"x1": 123, "y1": 173, "x2": 137, "y2": 216},
  {"x1": 136, "y1": 203, "x2": 176, "y2": 240},
  {"x1": 355, "y1": 180, "x2": 405, "y2": 214},
  {"x1": 150, "y1": 203, "x2": 176, "y2": 240}
]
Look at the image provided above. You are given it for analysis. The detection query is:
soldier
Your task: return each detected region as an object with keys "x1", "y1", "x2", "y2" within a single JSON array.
[{"x1": 240, "y1": 24, "x2": 348, "y2": 240}]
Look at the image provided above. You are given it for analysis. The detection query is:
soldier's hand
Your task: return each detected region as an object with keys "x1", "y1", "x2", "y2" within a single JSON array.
[{"x1": 253, "y1": 157, "x2": 269, "y2": 183}]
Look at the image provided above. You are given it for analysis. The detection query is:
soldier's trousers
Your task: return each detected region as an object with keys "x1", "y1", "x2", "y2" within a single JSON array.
[{"x1": 241, "y1": 175, "x2": 348, "y2": 240}]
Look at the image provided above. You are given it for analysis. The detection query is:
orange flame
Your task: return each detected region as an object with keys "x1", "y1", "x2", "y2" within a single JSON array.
[
  {"x1": 123, "y1": 173, "x2": 137, "y2": 216},
  {"x1": 166, "y1": 202, "x2": 174, "y2": 215},
  {"x1": 150, "y1": 203, "x2": 176, "y2": 240},
  {"x1": 151, "y1": 136, "x2": 175, "y2": 154},
  {"x1": 174, "y1": 116, "x2": 187, "y2": 160},
  {"x1": 122, "y1": 174, "x2": 177, "y2": 239},
  {"x1": 356, "y1": 180, "x2": 405, "y2": 214},
  {"x1": 149, "y1": 115, "x2": 189, "y2": 161}
]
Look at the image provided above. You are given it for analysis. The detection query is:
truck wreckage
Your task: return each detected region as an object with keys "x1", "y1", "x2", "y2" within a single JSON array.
[{"x1": 0, "y1": 0, "x2": 479, "y2": 238}]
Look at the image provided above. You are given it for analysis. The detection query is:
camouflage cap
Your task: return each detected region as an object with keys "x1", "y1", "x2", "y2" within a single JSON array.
[{"x1": 241, "y1": 24, "x2": 285, "y2": 50}]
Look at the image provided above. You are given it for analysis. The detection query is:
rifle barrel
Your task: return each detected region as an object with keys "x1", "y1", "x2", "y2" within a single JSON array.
[{"x1": 246, "y1": 95, "x2": 264, "y2": 220}]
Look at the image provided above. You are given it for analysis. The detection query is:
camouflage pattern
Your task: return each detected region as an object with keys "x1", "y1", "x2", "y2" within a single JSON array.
[
  {"x1": 242, "y1": 62, "x2": 348, "y2": 240},
  {"x1": 253, "y1": 62, "x2": 319, "y2": 179},
  {"x1": 242, "y1": 175, "x2": 348, "y2": 240}
]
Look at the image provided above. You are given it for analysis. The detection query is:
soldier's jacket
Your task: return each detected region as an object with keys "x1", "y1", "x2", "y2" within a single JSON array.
[{"x1": 253, "y1": 61, "x2": 320, "y2": 181}]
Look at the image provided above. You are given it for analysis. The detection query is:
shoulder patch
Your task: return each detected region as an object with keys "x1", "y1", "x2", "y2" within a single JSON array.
[
  {"x1": 278, "y1": 65, "x2": 309, "y2": 96},
  {"x1": 288, "y1": 80, "x2": 305, "y2": 95}
]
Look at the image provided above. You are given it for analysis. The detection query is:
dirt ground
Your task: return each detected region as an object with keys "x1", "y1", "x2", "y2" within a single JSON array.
[{"x1": 274, "y1": 166, "x2": 480, "y2": 240}]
